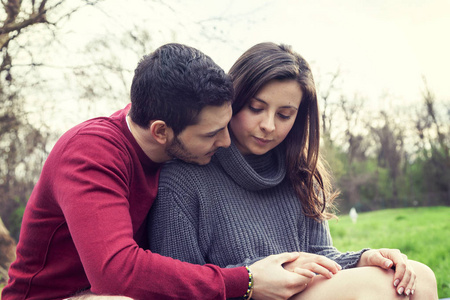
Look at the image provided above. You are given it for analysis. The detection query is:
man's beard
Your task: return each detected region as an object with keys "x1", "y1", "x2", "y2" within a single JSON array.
[{"x1": 165, "y1": 135, "x2": 201, "y2": 165}]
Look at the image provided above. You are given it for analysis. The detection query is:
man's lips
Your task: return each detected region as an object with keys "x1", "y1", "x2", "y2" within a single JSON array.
[{"x1": 206, "y1": 148, "x2": 219, "y2": 156}]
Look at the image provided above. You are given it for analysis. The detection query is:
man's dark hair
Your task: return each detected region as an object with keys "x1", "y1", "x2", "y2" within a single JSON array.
[{"x1": 129, "y1": 43, "x2": 233, "y2": 135}]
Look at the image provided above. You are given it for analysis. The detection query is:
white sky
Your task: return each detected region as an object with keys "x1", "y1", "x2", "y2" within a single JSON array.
[
  {"x1": 199, "y1": 0, "x2": 450, "y2": 107},
  {"x1": 63, "y1": 0, "x2": 450, "y2": 117}
]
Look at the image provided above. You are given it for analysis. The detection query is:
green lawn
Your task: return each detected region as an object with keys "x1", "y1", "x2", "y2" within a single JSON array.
[{"x1": 329, "y1": 206, "x2": 450, "y2": 298}]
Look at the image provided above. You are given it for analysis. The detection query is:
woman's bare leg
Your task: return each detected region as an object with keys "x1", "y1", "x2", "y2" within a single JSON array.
[
  {"x1": 65, "y1": 290, "x2": 133, "y2": 300},
  {"x1": 291, "y1": 260, "x2": 437, "y2": 300},
  {"x1": 408, "y1": 260, "x2": 438, "y2": 300}
]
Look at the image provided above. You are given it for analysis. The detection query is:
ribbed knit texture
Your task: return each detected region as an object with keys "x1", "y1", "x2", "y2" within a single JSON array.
[{"x1": 148, "y1": 142, "x2": 366, "y2": 271}]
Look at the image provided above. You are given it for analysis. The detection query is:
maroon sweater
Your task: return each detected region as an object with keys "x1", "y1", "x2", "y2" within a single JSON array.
[{"x1": 2, "y1": 105, "x2": 247, "y2": 299}]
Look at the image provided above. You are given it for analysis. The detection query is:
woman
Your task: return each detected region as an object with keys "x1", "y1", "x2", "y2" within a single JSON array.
[{"x1": 148, "y1": 42, "x2": 438, "y2": 299}]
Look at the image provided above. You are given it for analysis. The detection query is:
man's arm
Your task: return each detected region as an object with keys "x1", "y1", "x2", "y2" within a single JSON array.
[
  {"x1": 68, "y1": 253, "x2": 315, "y2": 300},
  {"x1": 56, "y1": 134, "x2": 243, "y2": 299}
]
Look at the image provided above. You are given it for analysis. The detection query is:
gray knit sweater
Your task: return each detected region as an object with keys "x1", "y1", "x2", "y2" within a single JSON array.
[{"x1": 148, "y1": 142, "x2": 366, "y2": 270}]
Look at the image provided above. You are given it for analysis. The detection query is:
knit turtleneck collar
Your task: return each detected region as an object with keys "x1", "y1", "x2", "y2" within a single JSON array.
[{"x1": 215, "y1": 141, "x2": 286, "y2": 191}]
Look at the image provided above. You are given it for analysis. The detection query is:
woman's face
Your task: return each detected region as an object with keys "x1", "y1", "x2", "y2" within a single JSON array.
[{"x1": 230, "y1": 79, "x2": 302, "y2": 155}]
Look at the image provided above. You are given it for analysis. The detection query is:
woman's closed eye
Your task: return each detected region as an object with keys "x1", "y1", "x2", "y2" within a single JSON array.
[
  {"x1": 278, "y1": 113, "x2": 291, "y2": 120},
  {"x1": 249, "y1": 106, "x2": 263, "y2": 113}
]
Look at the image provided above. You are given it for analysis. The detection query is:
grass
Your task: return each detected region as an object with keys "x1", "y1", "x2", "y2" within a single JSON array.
[{"x1": 329, "y1": 206, "x2": 450, "y2": 298}]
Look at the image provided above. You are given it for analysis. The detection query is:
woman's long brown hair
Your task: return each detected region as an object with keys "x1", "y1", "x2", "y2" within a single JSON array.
[{"x1": 229, "y1": 42, "x2": 338, "y2": 220}]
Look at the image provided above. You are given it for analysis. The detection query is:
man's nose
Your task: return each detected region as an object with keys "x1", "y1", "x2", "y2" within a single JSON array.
[{"x1": 215, "y1": 127, "x2": 231, "y2": 148}]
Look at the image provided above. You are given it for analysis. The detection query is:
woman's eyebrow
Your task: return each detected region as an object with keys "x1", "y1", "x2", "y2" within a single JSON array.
[
  {"x1": 252, "y1": 97, "x2": 268, "y2": 105},
  {"x1": 253, "y1": 97, "x2": 298, "y2": 110}
]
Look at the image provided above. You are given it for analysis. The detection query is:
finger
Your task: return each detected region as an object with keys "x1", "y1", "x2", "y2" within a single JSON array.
[
  {"x1": 399, "y1": 266, "x2": 416, "y2": 296},
  {"x1": 293, "y1": 267, "x2": 316, "y2": 279},
  {"x1": 396, "y1": 266, "x2": 412, "y2": 295},
  {"x1": 393, "y1": 259, "x2": 407, "y2": 288},
  {"x1": 297, "y1": 253, "x2": 341, "y2": 274},
  {"x1": 274, "y1": 252, "x2": 301, "y2": 265},
  {"x1": 369, "y1": 251, "x2": 394, "y2": 269},
  {"x1": 305, "y1": 263, "x2": 335, "y2": 279},
  {"x1": 313, "y1": 256, "x2": 341, "y2": 274},
  {"x1": 411, "y1": 280, "x2": 416, "y2": 296},
  {"x1": 290, "y1": 252, "x2": 340, "y2": 274},
  {"x1": 292, "y1": 268, "x2": 314, "y2": 294},
  {"x1": 384, "y1": 249, "x2": 405, "y2": 268}
]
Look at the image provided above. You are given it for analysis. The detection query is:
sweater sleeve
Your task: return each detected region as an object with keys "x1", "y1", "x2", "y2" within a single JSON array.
[
  {"x1": 148, "y1": 186, "x2": 208, "y2": 266},
  {"x1": 306, "y1": 218, "x2": 368, "y2": 269},
  {"x1": 55, "y1": 133, "x2": 248, "y2": 299}
]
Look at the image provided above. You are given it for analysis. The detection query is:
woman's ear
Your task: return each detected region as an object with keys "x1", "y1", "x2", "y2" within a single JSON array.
[{"x1": 149, "y1": 120, "x2": 172, "y2": 145}]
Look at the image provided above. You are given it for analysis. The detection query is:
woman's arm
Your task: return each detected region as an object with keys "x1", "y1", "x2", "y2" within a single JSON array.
[
  {"x1": 306, "y1": 218, "x2": 369, "y2": 269},
  {"x1": 148, "y1": 187, "x2": 208, "y2": 265}
]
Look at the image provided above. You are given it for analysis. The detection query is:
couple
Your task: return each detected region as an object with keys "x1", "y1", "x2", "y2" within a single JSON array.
[{"x1": 2, "y1": 43, "x2": 437, "y2": 299}]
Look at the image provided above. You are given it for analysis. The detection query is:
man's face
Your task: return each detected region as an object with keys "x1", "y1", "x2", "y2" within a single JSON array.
[{"x1": 166, "y1": 102, "x2": 232, "y2": 165}]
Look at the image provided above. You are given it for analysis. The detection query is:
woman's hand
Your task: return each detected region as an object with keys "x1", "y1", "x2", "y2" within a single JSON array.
[
  {"x1": 250, "y1": 252, "x2": 318, "y2": 299},
  {"x1": 283, "y1": 252, "x2": 341, "y2": 279},
  {"x1": 357, "y1": 248, "x2": 416, "y2": 296}
]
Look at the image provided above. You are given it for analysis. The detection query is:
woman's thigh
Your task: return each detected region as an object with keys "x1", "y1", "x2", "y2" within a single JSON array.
[{"x1": 291, "y1": 266, "x2": 404, "y2": 300}]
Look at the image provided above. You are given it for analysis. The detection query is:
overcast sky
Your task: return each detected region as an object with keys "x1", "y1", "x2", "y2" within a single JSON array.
[{"x1": 65, "y1": 0, "x2": 449, "y2": 114}]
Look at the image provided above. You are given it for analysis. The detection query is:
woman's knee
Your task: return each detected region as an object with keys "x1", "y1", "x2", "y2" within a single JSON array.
[
  {"x1": 409, "y1": 260, "x2": 438, "y2": 299},
  {"x1": 353, "y1": 267, "x2": 404, "y2": 299},
  {"x1": 411, "y1": 260, "x2": 437, "y2": 284}
]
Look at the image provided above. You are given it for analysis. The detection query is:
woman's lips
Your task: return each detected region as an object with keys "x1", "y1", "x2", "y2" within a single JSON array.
[{"x1": 253, "y1": 136, "x2": 272, "y2": 146}]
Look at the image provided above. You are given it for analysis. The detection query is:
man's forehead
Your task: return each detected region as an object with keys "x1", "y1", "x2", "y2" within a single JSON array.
[
  {"x1": 191, "y1": 103, "x2": 232, "y2": 130},
  {"x1": 199, "y1": 103, "x2": 231, "y2": 120}
]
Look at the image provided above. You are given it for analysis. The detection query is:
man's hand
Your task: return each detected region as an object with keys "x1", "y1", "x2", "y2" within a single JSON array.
[
  {"x1": 283, "y1": 252, "x2": 341, "y2": 279},
  {"x1": 249, "y1": 252, "x2": 316, "y2": 300},
  {"x1": 357, "y1": 248, "x2": 416, "y2": 296}
]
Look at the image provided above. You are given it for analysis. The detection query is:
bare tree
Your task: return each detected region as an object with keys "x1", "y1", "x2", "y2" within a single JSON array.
[
  {"x1": 335, "y1": 94, "x2": 374, "y2": 209},
  {"x1": 317, "y1": 68, "x2": 341, "y2": 138},
  {"x1": 421, "y1": 79, "x2": 449, "y2": 157},
  {"x1": 0, "y1": 2, "x2": 103, "y2": 281},
  {"x1": 339, "y1": 94, "x2": 369, "y2": 164},
  {"x1": 413, "y1": 79, "x2": 450, "y2": 203},
  {"x1": 371, "y1": 111, "x2": 405, "y2": 206}
]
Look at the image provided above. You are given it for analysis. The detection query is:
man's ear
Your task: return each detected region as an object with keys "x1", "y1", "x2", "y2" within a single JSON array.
[{"x1": 149, "y1": 120, "x2": 172, "y2": 145}]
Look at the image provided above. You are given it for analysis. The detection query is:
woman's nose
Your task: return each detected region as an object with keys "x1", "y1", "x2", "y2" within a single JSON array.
[{"x1": 260, "y1": 115, "x2": 275, "y2": 133}]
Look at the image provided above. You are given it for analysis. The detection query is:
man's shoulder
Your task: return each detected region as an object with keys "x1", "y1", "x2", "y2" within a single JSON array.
[
  {"x1": 61, "y1": 106, "x2": 128, "y2": 142},
  {"x1": 57, "y1": 115, "x2": 126, "y2": 147},
  {"x1": 47, "y1": 116, "x2": 131, "y2": 167}
]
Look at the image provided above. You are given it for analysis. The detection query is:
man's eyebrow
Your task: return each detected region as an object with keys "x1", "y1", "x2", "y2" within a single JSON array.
[
  {"x1": 205, "y1": 126, "x2": 226, "y2": 136},
  {"x1": 253, "y1": 97, "x2": 299, "y2": 110}
]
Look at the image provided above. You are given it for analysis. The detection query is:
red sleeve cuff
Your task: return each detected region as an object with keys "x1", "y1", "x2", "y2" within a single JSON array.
[{"x1": 221, "y1": 266, "x2": 248, "y2": 298}]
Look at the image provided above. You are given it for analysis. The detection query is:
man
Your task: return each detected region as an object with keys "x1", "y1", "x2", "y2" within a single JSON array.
[{"x1": 2, "y1": 43, "x2": 309, "y2": 299}]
